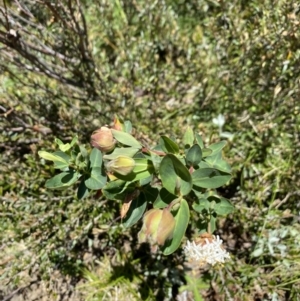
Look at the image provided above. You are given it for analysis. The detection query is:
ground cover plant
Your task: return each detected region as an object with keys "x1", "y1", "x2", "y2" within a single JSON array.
[{"x1": 1, "y1": 0, "x2": 300, "y2": 300}]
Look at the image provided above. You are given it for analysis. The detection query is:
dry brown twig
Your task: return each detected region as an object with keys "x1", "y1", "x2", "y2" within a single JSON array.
[{"x1": 0, "y1": 0, "x2": 104, "y2": 101}]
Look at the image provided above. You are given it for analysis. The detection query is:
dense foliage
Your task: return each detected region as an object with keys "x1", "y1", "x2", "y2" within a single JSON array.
[{"x1": 1, "y1": 0, "x2": 299, "y2": 300}]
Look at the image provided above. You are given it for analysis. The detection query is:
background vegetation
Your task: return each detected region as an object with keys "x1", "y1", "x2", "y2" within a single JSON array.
[{"x1": 1, "y1": 0, "x2": 299, "y2": 300}]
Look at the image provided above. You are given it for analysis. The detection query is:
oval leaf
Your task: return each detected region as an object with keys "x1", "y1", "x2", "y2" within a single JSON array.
[
  {"x1": 85, "y1": 167, "x2": 107, "y2": 190},
  {"x1": 208, "y1": 141, "x2": 227, "y2": 155},
  {"x1": 52, "y1": 151, "x2": 71, "y2": 169},
  {"x1": 204, "y1": 152, "x2": 231, "y2": 173},
  {"x1": 183, "y1": 127, "x2": 194, "y2": 148},
  {"x1": 111, "y1": 129, "x2": 141, "y2": 148},
  {"x1": 90, "y1": 148, "x2": 102, "y2": 168},
  {"x1": 163, "y1": 199, "x2": 190, "y2": 255},
  {"x1": 39, "y1": 150, "x2": 68, "y2": 164},
  {"x1": 77, "y1": 177, "x2": 90, "y2": 199},
  {"x1": 160, "y1": 136, "x2": 179, "y2": 154},
  {"x1": 192, "y1": 198, "x2": 210, "y2": 213},
  {"x1": 192, "y1": 168, "x2": 231, "y2": 189},
  {"x1": 159, "y1": 154, "x2": 192, "y2": 196},
  {"x1": 195, "y1": 133, "x2": 204, "y2": 149},
  {"x1": 202, "y1": 148, "x2": 213, "y2": 157},
  {"x1": 123, "y1": 193, "x2": 147, "y2": 228},
  {"x1": 214, "y1": 197, "x2": 235, "y2": 216},
  {"x1": 45, "y1": 170, "x2": 80, "y2": 189},
  {"x1": 186, "y1": 144, "x2": 202, "y2": 167}
]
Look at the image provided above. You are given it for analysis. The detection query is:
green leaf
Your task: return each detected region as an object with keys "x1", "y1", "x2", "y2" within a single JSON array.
[
  {"x1": 142, "y1": 186, "x2": 159, "y2": 203},
  {"x1": 45, "y1": 170, "x2": 80, "y2": 189},
  {"x1": 124, "y1": 120, "x2": 132, "y2": 133},
  {"x1": 195, "y1": 133, "x2": 204, "y2": 148},
  {"x1": 183, "y1": 127, "x2": 194, "y2": 148},
  {"x1": 209, "y1": 214, "x2": 216, "y2": 233},
  {"x1": 153, "y1": 188, "x2": 178, "y2": 209},
  {"x1": 70, "y1": 135, "x2": 78, "y2": 147},
  {"x1": 89, "y1": 148, "x2": 102, "y2": 168},
  {"x1": 55, "y1": 136, "x2": 78, "y2": 152},
  {"x1": 85, "y1": 167, "x2": 107, "y2": 190},
  {"x1": 163, "y1": 199, "x2": 190, "y2": 255},
  {"x1": 204, "y1": 152, "x2": 231, "y2": 173},
  {"x1": 198, "y1": 161, "x2": 211, "y2": 169},
  {"x1": 192, "y1": 198, "x2": 210, "y2": 213},
  {"x1": 196, "y1": 211, "x2": 216, "y2": 234},
  {"x1": 159, "y1": 154, "x2": 192, "y2": 196},
  {"x1": 186, "y1": 144, "x2": 202, "y2": 167},
  {"x1": 55, "y1": 138, "x2": 64, "y2": 147},
  {"x1": 208, "y1": 141, "x2": 227, "y2": 155},
  {"x1": 103, "y1": 147, "x2": 139, "y2": 160},
  {"x1": 150, "y1": 151, "x2": 162, "y2": 172},
  {"x1": 139, "y1": 175, "x2": 153, "y2": 186},
  {"x1": 52, "y1": 151, "x2": 71, "y2": 169},
  {"x1": 80, "y1": 145, "x2": 88, "y2": 161},
  {"x1": 111, "y1": 129, "x2": 141, "y2": 148},
  {"x1": 160, "y1": 136, "x2": 179, "y2": 154},
  {"x1": 202, "y1": 148, "x2": 212, "y2": 157},
  {"x1": 77, "y1": 177, "x2": 90, "y2": 199},
  {"x1": 192, "y1": 168, "x2": 231, "y2": 189},
  {"x1": 123, "y1": 192, "x2": 147, "y2": 228},
  {"x1": 38, "y1": 150, "x2": 69, "y2": 166},
  {"x1": 213, "y1": 197, "x2": 235, "y2": 215},
  {"x1": 102, "y1": 180, "x2": 127, "y2": 200}
]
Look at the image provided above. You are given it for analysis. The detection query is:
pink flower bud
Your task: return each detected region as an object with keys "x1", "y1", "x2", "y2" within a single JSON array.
[
  {"x1": 138, "y1": 208, "x2": 175, "y2": 246},
  {"x1": 91, "y1": 127, "x2": 116, "y2": 153}
]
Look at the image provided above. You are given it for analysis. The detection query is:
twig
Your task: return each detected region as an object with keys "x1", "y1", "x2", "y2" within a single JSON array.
[{"x1": 274, "y1": 190, "x2": 300, "y2": 209}]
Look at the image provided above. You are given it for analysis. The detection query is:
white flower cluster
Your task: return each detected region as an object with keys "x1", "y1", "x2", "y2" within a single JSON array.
[{"x1": 184, "y1": 235, "x2": 230, "y2": 266}]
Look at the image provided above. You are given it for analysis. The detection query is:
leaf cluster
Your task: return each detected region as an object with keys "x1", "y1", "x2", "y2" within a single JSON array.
[{"x1": 39, "y1": 119, "x2": 234, "y2": 255}]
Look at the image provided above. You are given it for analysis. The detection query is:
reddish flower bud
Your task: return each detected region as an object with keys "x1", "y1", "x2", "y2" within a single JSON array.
[
  {"x1": 138, "y1": 208, "x2": 175, "y2": 246},
  {"x1": 91, "y1": 127, "x2": 116, "y2": 153}
]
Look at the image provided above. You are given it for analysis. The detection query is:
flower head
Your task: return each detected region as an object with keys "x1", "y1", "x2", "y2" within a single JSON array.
[
  {"x1": 138, "y1": 208, "x2": 175, "y2": 246},
  {"x1": 91, "y1": 126, "x2": 116, "y2": 153},
  {"x1": 106, "y1": 156, "x2": 135, "y2": 176},
  {"x1": 184, "y1": 233, "x2": 230, "y2": 267}
]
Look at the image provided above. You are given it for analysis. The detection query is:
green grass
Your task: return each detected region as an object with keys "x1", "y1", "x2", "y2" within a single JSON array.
[{"x1": 1, "y1": 0, "x2": 300, "y2": 300}]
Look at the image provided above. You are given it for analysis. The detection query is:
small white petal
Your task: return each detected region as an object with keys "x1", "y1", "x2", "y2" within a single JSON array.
[{"x1": 184, "y1": 235, "x2": 230, "y2": 266}]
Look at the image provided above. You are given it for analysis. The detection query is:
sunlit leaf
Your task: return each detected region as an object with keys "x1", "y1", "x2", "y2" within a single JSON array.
[
  {"x1": 183, "y1": 127, "x2": 194, "y2": 148},
  {"x1": 45, "y1": 170, "x2": 80, "y2": 189},
  {"x1": 204, "y1": 152, "x2": 231, "y2": 173},
  {"x1": 159, "y1": 154, "x2": 192, "y2": 196},
  {"x1": 186, "y1": 144, "x2": 202, "y2": 167},
  {"x1": 212, "y1": 196, "x2": 235, "y2": 215},
  {"x1": 85, "y1": 167, "x2": 107, "y2": 190},
  {"x1": 208, "y1": 141, "x2": 227, "y2": 156},
  {"x1": 163, "y1": 199, "x2": 190, "y2": 255},
  {"x1": 195, "y1": 133, "x2": 204, "y2": 149},
  {"x1": 111, "y1": 129, "x2": 141, "y2": 148},
  {"x1": 123, "y1": 192, "x2": 147, "y2": 227},
  {"x1": 89, "y1": 148, "x2": 102, "y2": 168},
  {"x1": 160, "y1": 136, "x2": 180, "y2": 154},
  {"x1": 192, "y1": 168, "x2": 231, "y2": 189},
  {"x1": 192, "y1": 198, "x2": 210, "y2": 213}
]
